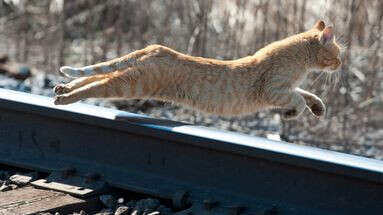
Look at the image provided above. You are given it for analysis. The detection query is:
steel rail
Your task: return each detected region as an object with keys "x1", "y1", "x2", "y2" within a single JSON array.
[{"x1": 0, "y1": 88, "x2": 382, "y2": 215}]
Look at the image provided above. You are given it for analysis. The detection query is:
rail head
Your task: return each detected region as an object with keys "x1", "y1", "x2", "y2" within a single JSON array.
[
  {"x1": 1, "y1": 88, "x2": 383, "y2": 214},
  {"x1": 0, "y1": 88, "x2": 382, "y2": 182}
]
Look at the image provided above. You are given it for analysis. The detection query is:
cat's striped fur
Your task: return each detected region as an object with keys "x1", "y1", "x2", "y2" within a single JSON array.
[{"x1": 54, "y1": 20, "x2": 341, "y2": 120}]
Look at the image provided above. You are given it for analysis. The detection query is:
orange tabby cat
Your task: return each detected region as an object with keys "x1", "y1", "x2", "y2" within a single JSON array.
[{"x1": 54, "y1": 20, "x2": 341, "y2": 120}]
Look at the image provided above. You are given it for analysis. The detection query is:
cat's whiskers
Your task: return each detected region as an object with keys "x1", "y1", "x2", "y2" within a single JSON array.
[
  {"x1": 321, "y1": 70, "x2": 336, "y2": 101},
  {"x1": 328, "y1": 72, "x2": 334, "y2": 90},
  {"x1": 311, "y1": 72, "x2": 326, "y2": 88},
  {"x1": 332, "y1": 71, "x2": 340, "y2": 90},
  {"x1": 325, "y1": 72, "x2": 330, "y2": 88}
]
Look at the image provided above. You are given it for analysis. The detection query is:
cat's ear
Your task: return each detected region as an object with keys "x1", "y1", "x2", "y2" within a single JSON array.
[
  {"x1": 313, "y1": 20, "x2": 325, "y2": 31},
  {"x1": 319, "y1": 26, "x2": 334, "y2": 45}
]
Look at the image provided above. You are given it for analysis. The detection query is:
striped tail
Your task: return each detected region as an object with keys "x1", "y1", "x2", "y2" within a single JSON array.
[{"x1": 59, "y1": 57, "x2": 130, "y2": 78}]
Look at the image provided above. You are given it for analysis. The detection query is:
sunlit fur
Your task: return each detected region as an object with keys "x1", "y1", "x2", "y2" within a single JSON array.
[{"x1": 54, "y1": 20, "x2": 342, "y2": 120}]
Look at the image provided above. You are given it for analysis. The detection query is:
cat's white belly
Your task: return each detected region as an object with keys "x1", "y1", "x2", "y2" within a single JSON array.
[{"x1": 185, "y1": 84, "x2": 264, "y2": 116}]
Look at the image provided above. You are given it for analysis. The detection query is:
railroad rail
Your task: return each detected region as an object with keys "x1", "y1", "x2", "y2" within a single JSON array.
[{"x1": 0, "y1": 88, "x2": 382, "y2": 215}]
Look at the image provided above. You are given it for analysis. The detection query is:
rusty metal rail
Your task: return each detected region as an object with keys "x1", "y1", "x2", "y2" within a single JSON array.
[{"x1": 0, "y1": 88, "x2": 382, "y2": 215}]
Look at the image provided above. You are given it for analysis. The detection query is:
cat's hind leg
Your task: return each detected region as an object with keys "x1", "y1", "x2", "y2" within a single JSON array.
[
  {"x1": 54, "y1": 74, "x2": 107, "y2": 95},
  {"x1": 54, "y1": 80, "x2": 110, "y2": 105},
  {"x1": 53, "y1": 71, "x2": 138, "y2": 105}
]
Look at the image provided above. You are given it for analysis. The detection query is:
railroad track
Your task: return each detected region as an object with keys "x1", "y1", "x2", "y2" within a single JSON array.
[{"x1": 0, "y1": 88, "x2": 382, "y2": 215}]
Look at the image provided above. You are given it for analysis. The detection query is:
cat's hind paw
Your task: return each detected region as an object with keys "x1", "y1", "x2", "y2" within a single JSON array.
[
  {"x1": 54, "y1": 94, "x2": 72, "y2": 105},
  {"x1": 53, "y1": 84, "x2": 70, "y2": 95}
]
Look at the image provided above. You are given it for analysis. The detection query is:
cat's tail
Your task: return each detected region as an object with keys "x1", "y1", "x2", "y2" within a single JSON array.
[{"x1": 59, "y1": 58, "x2": 129, "y2": 78}]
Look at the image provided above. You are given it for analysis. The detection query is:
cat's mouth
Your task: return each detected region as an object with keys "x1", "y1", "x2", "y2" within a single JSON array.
[
  {"x1": 330, "y1": 60, "x2": 342, "y2": 70},
  {"x1": 328, "y1": 64, "x2": 340, "y2": 71},
  {"x1": 324, "y1": 58, "x2": 342, "y2": 72},
  {"x1": 324, "y1": 63, "x2": 341, "y2": 73}
]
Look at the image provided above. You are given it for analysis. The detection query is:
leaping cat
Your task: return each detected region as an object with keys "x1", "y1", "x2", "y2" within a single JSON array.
[{"x1": 54, "y1": 20, "x2": 341, "y2": 120}]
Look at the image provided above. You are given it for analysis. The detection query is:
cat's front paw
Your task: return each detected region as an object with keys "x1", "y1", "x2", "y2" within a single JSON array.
[
  {"x1": 308, "y1": 100, "x2": 326, "y2": 118},
  {"x1": 54, "y1": 95, "x2": 71, "y2": 105},
  {"x1": 53, "y1": 84, "x2": 70, "y2": 95}
]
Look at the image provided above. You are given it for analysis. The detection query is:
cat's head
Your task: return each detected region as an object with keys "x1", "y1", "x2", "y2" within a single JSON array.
[{"x1": 310, "y1": 20, "x2": 342, "y2": 71}]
